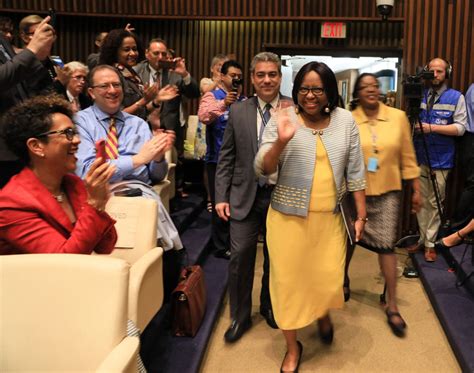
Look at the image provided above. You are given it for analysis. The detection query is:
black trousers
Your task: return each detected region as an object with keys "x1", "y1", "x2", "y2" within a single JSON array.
[
  {"x1": 452, "y1": 132, "x2": 474, "y2": 227},
  {"x1": 206, "y1": 162, "x2": 230, "y2": 252},
  {"x1": 228, "y1": 186, "x2": 273, "y2": 323}
]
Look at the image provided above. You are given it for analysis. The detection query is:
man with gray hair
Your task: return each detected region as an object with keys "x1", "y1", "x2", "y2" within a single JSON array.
[{"x1": 215, "y1": 52, "x2": 288, "y2": 342}]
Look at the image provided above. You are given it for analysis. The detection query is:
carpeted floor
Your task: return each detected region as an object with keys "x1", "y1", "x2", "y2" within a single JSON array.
[{"x1": 200, "y1": 246, "x2": 460, "y2": 372}]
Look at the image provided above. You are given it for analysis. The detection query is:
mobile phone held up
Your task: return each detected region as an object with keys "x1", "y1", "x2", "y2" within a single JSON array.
[
  {"x1": 159, "y1": 59, "x2": 177, "y2": 70},
  {"x1": 95, "y1": 139, "x2": 108, "y2": 161},
  {"x1": 48, "y1": 8, "x2": 56, "y2": 28}
]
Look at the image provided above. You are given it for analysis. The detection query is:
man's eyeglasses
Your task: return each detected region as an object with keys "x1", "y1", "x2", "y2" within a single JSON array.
[
  {"x1": 91, "y1": 82, "x2": 122, "y2": 90},
  {"x1": 298, "y1": 86, "x2": 325, "y2": 96},
  {"x1": 36, "y1": 127, "x2": 79, "y2": 141}
]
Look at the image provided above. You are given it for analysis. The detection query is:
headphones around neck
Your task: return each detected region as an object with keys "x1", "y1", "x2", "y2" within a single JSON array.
[{"x1": 424, "y1": 58, "x2": 453, "y2": 79}]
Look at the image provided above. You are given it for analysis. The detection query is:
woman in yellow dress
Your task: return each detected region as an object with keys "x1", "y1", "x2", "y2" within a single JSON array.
[
  {"x1": 344, "y1": 73, "x2": 421, "y2": 337},
  {"x1": 255, "y1": 62, "x2": 367, "y2": 372}
]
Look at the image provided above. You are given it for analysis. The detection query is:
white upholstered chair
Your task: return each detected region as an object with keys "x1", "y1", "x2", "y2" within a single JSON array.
[
  {"x1": 0, "y1": 254, "x2": 139, "y2": 372},
  {"x1": 105, "y1": 196, "x2": 164, "y2": 331}
]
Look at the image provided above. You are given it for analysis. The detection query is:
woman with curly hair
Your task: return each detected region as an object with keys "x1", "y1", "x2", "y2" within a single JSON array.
[
  {"x1": 0, "y1": 95, "x2": 117, "y2": 255},
  {"x1": 99, "y1": 28, "x2": 177, "y2": 120}
]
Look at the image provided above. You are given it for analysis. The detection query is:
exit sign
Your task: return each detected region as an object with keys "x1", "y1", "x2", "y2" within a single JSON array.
[{"x1": 321, "y1": 22, "x2": 347, "y2": 38}]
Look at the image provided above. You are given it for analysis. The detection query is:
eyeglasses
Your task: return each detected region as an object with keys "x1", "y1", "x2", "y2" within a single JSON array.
[
  {"x1": 91, "y1": 82, "x2": 122, "y2": 90},
  {"x1": 298, "y1": 86, "x2": 325, "y2": 96},
  {"x1": 36, "y1": 127, "x2": 79, "y2": 141},
  {"x1": 72, "y1": 75, "x2": 87, "y2": 81},
  {"x1": 360, "y1": 83, "x2": 380, "y2": 91}
]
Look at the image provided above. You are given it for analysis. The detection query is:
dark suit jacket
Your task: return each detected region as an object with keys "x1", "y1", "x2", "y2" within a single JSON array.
[
  {"x1": 134, "y1": 61, "x2": 200, "y2": 130},
  {"x1": 0, "y1": 167, "x2": 117, "y2": 255},
  {"x1": 0, "y1": 36, "x2": 49, "y2": 161}
]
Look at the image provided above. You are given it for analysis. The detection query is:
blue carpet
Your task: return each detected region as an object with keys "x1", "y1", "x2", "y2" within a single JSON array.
[
  {"x1": 413, "y1": 248, "x2": 474, "y2": 372},
  {"x1": 141, "y1": 191, "x2": 229, "y2": 373},
  {"x1": 180, "y1": 209, "x2": 212, "y2": 265},
  {"x1": 170, "y1": 193, "x2": 205, "y2": 234}
]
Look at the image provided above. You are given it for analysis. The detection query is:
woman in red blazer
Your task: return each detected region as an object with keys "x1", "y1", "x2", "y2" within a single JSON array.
[{"x1": 0, "y1": 95, "x2": 117, "y2": 255}]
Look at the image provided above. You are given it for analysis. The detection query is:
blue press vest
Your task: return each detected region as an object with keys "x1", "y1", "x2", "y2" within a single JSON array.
[
  {"x1": 414, "y1": 88, "x2": 461, "y2": 169},
  {"x1": 204, "y1": 88, "x2": 244, "y2": 164}
]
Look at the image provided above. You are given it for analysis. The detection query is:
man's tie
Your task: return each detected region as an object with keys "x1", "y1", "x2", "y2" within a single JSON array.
[
  {"x1": 258, "y1": 103, "x2": 272, "y2": 147},
  {"x1": 105, "y1": 117, "x2": 119, "y2": 159},
  {"x1": 154, "y1": 71, "x2": 161, "y2": 87},
  {"x1": 258, "y1": 103, "x2": 273, "y2": 186}
]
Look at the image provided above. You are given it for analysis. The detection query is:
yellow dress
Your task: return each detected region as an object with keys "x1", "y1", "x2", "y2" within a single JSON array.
[{"x1": 266, "y1": 135, "x2": 346, "y2": 330}]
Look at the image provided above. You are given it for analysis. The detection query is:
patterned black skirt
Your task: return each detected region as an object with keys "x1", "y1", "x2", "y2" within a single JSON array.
[{"x1": 358, "y1": 190, "x2": 402, "y2": 254}]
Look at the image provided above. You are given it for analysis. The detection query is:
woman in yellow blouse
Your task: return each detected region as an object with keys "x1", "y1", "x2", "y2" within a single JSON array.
[{"x1": 345, "y1": 73, "x2": 422, "y2": 337}]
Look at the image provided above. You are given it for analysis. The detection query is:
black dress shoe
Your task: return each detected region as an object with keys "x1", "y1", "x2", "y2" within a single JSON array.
[
  {"x1": 214, "y1": 249, "x2": 231, "y2": 260},
  {"x1": 260, "y1": 307, "x2": 279, "y2": 329},
  {"x1": 280, "y1": 340, "x2": 303, "y2": 373},
  {"x1": 224, "y1": 319, "x2": 251, "y2": 343}
]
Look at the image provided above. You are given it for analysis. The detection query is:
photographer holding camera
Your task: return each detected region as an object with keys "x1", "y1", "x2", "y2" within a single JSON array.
[
  {"x1": 414, "y1": 57, "x2": 467, "y2": 262},
  {"x1": 198, "y1": 60, "x2": 245, "y2": 260}
]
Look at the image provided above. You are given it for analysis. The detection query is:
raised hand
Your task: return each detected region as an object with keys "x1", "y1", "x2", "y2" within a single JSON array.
[
  {"x1": 157, "y1": 84, "x2": 179, "y2": 102},
  {"x1": 172, "y1": 57, "x2": 188, "y2": 77},
  {"x1": 85, "y1": 158, "x2": 116, "y2": 211},
  {"x1": 276, "y1": 108, "x2": 298, "y2": 144},
  {"x1": 27, "y1": 16, "x2": 55, "y2": 61},
  {"x1": 143, "y1": 83, "x2": 159, "y2": 103}
]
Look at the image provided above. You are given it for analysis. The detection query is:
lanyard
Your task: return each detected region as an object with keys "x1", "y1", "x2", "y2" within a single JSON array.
[{"x1": 367, "y1": 120, "x2": 378, "y2": 155}]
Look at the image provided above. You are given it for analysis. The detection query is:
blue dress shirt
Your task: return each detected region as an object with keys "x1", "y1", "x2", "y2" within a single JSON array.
[{"x1": 75, "y1": 104, "x2": 168, "y2": 184}]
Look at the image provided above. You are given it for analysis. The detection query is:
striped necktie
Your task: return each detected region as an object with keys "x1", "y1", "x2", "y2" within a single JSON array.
[
  {"x1": 258, "y1": 103, "x2": 272, "y2": 147},
  {"x1": 258, "y1": 103, "x2": 273, "y2": 187},
  {"x1": 105, "y1": 117, "x2": 119, "y2": 159}
]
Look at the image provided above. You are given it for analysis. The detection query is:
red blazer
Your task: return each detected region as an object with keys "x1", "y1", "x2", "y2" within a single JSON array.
[{"x1": 0, "y1": 168, "x2": 117, "y2": 255}]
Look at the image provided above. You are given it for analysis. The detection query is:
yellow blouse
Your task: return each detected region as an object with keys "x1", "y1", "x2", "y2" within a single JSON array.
[{"x1": 352, "y1": 102, "x2": 420, "y2": 196}]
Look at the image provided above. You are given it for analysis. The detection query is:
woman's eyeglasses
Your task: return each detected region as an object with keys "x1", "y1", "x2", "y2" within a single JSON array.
[
  {"x1": 36, "y1": 128, "x2": 79, "y2": 141},
  {"x1": 298, "y1": 86, "x2": 325, "y2": 96},
  {"x1": 360, "y1": 83, "x2": 380, "y2": 91}
]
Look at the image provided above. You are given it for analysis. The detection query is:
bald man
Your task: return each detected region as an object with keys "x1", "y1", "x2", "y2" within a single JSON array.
[{"x1": 413, "y1": 57, "x2": 467, "y2": 262}]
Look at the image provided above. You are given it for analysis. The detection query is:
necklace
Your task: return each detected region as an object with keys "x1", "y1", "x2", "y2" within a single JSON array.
[{"x1": 52, "y1": 192, "x2": 65, "y2": 203}]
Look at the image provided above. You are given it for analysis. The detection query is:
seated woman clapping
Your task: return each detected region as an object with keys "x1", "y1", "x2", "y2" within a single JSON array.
[{"x1": 0, "y1": 95, "x2": 117, "y2": 255}]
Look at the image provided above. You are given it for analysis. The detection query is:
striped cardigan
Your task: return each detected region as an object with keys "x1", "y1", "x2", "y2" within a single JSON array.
[{"x1": 254, "y1": 107, "x2": 366, "y2": 217}]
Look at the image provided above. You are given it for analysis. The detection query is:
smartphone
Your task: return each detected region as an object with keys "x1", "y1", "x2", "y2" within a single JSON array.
[
  {"x1": 114, "y1": 188, "x2": 143, "y2": 197},
  {"x1": 50, "y1": 55, "x2": 64, "y2": 68},
  {"x1": 48, "y1": 8, "x2": 56, "y2": 28},
  {"x1": 95, "y1": 139, "x2": 108, "y2": 161},
  {"x1": 159, "y1": 59, "x2": 177, "y2": 70}
]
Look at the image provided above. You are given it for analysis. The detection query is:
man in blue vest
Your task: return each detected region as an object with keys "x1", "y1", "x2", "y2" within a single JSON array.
[
  {"x1": 414, "y1": 57, "x2": 467, "y2": 262},
  {"x1": 198, "y1": 60, "x2": 246, "y2": 259}
]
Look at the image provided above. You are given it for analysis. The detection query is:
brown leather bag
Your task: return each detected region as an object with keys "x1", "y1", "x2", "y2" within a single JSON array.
[{"x1": 171, "y1": 265, "x2": 206, "y2": 337}]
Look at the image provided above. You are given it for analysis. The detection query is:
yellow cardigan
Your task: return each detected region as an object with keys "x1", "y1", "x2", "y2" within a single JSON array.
[{"x1": 352, "y1": 103, "x2": 420, "y2": 196}]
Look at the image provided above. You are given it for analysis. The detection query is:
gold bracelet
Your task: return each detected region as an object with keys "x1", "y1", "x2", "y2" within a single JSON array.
[{"x1": 356, "y1": 217, "x2": 368, "y2": 222}]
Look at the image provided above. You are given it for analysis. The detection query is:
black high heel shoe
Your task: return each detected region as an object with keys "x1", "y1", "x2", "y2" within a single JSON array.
[
  {"x1": 280, "y1": 341, "x2": 303, "y2": 373},
  {"x1": 435, "y1": 231, "x2": 465, "y2": 250},
  {"x1": 343, "y1": 286, "x2": 351, "y2": 302},
  {"x1": 385, "y1": 309, "x2": 407, "y2": 337},
  {"x1": 318, "y1": 317, "x2": 334, "y2": 345}
]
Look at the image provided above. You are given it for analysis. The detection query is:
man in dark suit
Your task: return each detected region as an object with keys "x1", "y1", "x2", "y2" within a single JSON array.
[
  {"x1": 134, "y1": 38, "x2": 200, "y2": 196},
  {"x1": 215, "y1": 52, "x2": 286, "y2": 342},
  {"x1": 0, "y1": 17, "x2": 55, "y2": 187},
  {"x1": 134, "y1": 38, "x2": 200, "y2": 153}
]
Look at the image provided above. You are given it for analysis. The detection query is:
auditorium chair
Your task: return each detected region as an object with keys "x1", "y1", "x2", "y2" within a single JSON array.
[
  {"x1": 0, "y1": 254, "x2": 139, "y2": 372},
  {"x1": 104, "y1": 196, "x2": 164, "y2": 331}
]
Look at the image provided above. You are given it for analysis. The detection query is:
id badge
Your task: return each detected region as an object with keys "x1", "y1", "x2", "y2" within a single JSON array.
[{"x1": 367, "y1": 157, "x2": 378, "y2": 173}]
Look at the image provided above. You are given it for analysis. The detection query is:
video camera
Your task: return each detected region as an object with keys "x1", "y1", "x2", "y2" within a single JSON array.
[
  {"x1": 231, "y1": 78, "x2": 243, "y2": 92},
  {"x1": 402, "y1": 69, "x2": 434, "y2": 120}
]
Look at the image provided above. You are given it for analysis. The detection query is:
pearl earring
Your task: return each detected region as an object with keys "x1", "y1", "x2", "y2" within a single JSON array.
[{"x1": 324, "y1": 106, "x2": 330, "y2": 113}]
